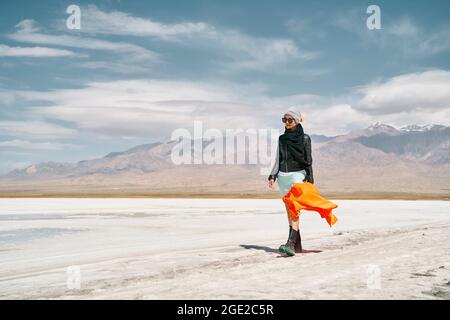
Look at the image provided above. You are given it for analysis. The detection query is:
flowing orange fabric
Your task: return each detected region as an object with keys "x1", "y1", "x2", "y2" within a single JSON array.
[{"x1": 282, "y1": 182, "x2": 338, "y2": 227}]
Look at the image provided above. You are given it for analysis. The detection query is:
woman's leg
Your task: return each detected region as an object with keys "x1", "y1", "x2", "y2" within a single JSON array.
[
  {"x1": 288, "y1": 203, "x2": 299, "y2": 230},
  {"x1": 291, "y1": 217, "x2": 299, "y2": 231},
  {"x1": 280, "y1": 194, "x2": 293, "y2": 251},
  {"x1": 278, "y1": 172, "x2": 304, "y2": 255},
  {"x1": 284, "y1": 183, "x2": 302, "y2": 252},
  {"x1": 278, "y1": 176, "x2": 293, "y2": 227},
  {"x1": 284, "y1": 203, "x2": 292, "y2": 226},
  {"x1": 289, "y1": 171, "x2": 305, "y2": 231}
]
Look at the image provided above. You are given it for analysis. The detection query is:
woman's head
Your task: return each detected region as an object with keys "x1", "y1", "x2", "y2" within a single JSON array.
[{"x1": 282, "y1": 108, "x2": 303, "y2": 129}]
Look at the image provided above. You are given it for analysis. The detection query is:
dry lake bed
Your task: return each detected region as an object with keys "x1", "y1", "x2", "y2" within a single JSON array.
[{"x1": 0, "y1": 198, "x2": 449, "y2": 299}]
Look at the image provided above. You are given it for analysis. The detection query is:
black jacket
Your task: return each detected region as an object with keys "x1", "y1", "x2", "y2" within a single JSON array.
[{"x1": 268, "y1": 134, "x2": 314, "y2": 184}]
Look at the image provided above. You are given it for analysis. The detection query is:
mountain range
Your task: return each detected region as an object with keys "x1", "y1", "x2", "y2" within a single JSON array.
[{"x1": 1, "y1": 122, "x2": 449, "y2": 197}]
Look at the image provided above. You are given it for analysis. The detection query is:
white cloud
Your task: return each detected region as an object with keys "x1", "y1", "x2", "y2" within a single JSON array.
[
  {"x1": 8, "y1": 19, "x2": 158, "y2": 62},
  {"x1": 354, "y1": 70, "x2": 450, "y2": 115},
  {"x1": 2, "y1": 78, "x2": 379, "y2": 138},
  {"x1": 253, "y1": 70, "x2": 450, "y2": 135},
  {"x1": 258, "y1": 94, "x2": 374, "y2": 136},
  {"x1": 79, "y1": 5, "x2": 208, "y2": 39},
  {"x1": 15, "y1": 19, "x2": 41, "y2": 33},
  {"x1": 75, "y1": 61, "x2": 151, "y2": 73},
  {"x1": 204, "y1": 29, "x2": 317, "y2": 72},
  {"x1": 0, "y1": 139, "x2": 79, "y2": 150},
  {"x1": 0, "y1": 44, "x2": 77, "y2": 57},
  {"x1": 7, "y1": 8, "x2": 317, "y2": 73},
  {"x1": 3, "y1": 70, "x2": 449, "y2": 140},
  {"x1": 66, "y1": 6, "x2": 315, "y2": 72},
  {"x1": 10, "y1": 80, "x2": 263, "y2": 137}
]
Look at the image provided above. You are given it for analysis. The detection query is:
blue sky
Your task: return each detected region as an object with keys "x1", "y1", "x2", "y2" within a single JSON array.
[{"x1": 1, "y1": 0, "x2": 450, "y2": 173}]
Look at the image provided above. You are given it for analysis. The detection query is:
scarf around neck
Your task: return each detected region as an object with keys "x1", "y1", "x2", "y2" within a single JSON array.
[
  {"x1": 280, "y1": 123, "x2": 304, "y2": 144},
  {"x1": 279, "y1": 123, "x2": 306, "y2": 161}
]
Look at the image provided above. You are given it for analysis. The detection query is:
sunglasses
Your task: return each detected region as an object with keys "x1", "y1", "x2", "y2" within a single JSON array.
[{"x1": 282, "y1": 117, "x2": 295, "y2": 124}]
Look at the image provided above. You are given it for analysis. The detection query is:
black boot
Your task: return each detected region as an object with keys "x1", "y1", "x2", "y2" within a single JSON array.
[
  {"x1": 278, "y1": 227, "x2": 299, "y2": 256},
  {"x1": 295, "y1": 229, "x2": 303, "y2": 253},
  {"x1": 278, "y1": 225, "x2": 292, "y2": 252}
]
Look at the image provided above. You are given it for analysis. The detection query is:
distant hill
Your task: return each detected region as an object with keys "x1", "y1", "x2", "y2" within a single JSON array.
[{"x1": 1, "y1": 122, "x2": 449, "y2": 196}]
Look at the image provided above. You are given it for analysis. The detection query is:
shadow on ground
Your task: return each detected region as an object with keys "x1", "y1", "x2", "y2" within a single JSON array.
[{"x1": 240, "y1": 244, "x2": 323, "y2": 255}]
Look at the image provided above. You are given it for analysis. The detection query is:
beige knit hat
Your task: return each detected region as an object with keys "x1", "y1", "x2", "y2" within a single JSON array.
[{"x1": 285, "y1": 107, "x2": 303, "y2": 123}]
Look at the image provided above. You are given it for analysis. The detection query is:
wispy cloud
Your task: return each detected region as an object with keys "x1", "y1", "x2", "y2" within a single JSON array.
[
  {"x1": 78, "y1": 5, "x2": 209, "y2": 40},
  {"x1": 75, "y1": 60, "x2": 152, "y2": 73},
  {"x1": 0, "y1": 44, "x2": 77, "y2": 57},
  {"x1": 204, "y1": 28, "x2": 318, "y2": 72},
  {"x1": 4, "y1": 69, "x2": 448, "y2": 139},
  {"x1": 8, "y1": 79, "x2": 262, "y2": 137},
  {"x1": 388, "y1": 17, "x2": 421, "y2": 37},
  {"x1": 68, "y1": 6, "x2": 316, "y2": 72},
  {"x1": 8, "y1": 19, "x2": 159, "y2": 62},
  {"x1": 5, "y1": 7, "x2": 318, "y2": 74},
  {"x1": 333, "y1": 10, "x2": 450, "y2": 57},
  {"x1": 417, "y1": 26, "x2": 450, "y2": 55}
]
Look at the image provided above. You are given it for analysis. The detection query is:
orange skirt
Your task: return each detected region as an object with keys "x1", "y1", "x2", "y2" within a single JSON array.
[{"x1": 282, "y1": 182, "x2": 338, "y2": 227}]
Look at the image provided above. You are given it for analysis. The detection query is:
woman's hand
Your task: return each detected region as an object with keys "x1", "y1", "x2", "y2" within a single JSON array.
[{"x1": 268, "y1": 179, "x2": 275, "y2": 189}]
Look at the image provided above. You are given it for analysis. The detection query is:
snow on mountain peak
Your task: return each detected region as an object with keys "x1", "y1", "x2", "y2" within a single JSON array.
[
  {"x1": 399, "y1": 124, "x2": 441, "y2": 132},
  {"x1": 367, "y1": 123, "x2": 446, "y2": 133},
  {"x1": 369, "y1": 121, "x2": 383, "y2": 128},
  {"x1": 367, "y1": 122, "x2": 398, "y2": 131},
  {"x1": 25, "y1": 165, "x2": 37, "y2": 174}
]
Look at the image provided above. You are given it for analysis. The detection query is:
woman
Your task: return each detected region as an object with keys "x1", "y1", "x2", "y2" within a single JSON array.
[{"x1": 267, "y1": 108, "x2": 314, "y2": 257}]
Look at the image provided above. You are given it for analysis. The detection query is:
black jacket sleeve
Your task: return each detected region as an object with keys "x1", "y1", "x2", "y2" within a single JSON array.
[
  {"x1": 268, "y1": 139, "x2": 280, "y2": 181},
  {"x1": 305, "y1": 165, "x2": 314, "y2": 184},
  {"x1": 303, "y1": 135, "x2": 314, "y2": 184}
]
